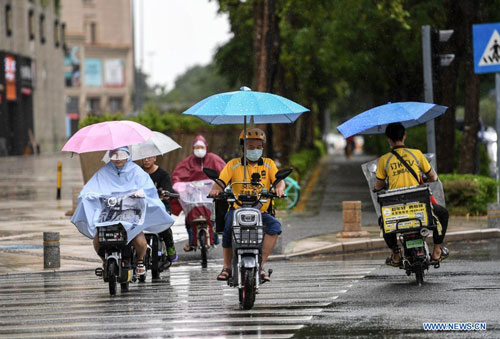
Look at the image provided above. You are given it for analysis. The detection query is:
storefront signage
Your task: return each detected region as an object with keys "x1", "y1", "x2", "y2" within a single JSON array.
[
  {"x1": 4, "y1": 55, "x2": 16, "y2": 101},
  {"x1": 104, "y1": 59, "x2": 124, "y2": 87},
  {"x1": 84, "y1": 58, "x2": 102, "y2": 87}
]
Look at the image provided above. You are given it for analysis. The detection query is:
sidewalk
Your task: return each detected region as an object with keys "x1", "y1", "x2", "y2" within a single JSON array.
[{"x1": 281, "y1": 216, "x2": 500, "y2": 258}]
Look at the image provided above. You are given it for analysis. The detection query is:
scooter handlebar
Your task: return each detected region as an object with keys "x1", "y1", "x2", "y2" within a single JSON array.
[{"x1": 159, "y1": 190, "x2": 180, "y2": 199}]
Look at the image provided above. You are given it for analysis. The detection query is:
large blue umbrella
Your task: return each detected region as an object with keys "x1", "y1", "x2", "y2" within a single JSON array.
[
  {"x1": 337, "y1": 102, "x2": 448, "y2": 138},
  {"x1": 183, "y1": 86, "x2": 309, "y2": 181},
  {"x1": 183, "y1": 87, "x2": 309, "y2": 124}
]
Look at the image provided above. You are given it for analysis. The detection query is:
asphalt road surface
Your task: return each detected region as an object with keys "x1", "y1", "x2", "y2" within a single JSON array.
[
  {"x1": 294, "y1": 238, "x2": 500, "y2": 338},
  {"x1": 0, "y1": 259, "x2": 377, "y2": 338}
]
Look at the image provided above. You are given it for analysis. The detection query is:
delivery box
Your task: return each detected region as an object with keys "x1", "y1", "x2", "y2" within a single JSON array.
[{"x1": 377, "y1": 185, "x2": 435, "y2": 234}]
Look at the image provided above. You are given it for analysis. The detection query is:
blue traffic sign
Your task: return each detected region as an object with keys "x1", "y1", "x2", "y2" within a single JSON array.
[{"x1": 473, "y1": 23, "x2": 500, "y2": 74}]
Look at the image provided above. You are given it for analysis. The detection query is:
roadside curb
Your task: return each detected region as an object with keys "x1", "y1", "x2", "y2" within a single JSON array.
[{"x1": 269, "y1": 228, "x2": 500, "y2": 260}]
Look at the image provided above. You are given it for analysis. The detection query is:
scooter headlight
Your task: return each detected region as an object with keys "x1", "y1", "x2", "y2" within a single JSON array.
[
  {"x1": 107, "y1": 197, "x2": 117, "y2": 207},
  {"x1": 236, "y1": 211, "x2": 259, "y2": 226}
]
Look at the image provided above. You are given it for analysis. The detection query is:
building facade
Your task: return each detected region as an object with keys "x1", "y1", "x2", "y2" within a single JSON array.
[
  {"x1": 61, "y1": 0, "x2": 134, "y2": 135},
  {"x1": 0, "y1": 0, "x2": 66, "y2": 156}
]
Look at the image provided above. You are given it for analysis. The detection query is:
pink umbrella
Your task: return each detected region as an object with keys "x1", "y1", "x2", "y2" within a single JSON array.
[{"x1": 62, "y1": 120, "x2": 153, "y2": 153}]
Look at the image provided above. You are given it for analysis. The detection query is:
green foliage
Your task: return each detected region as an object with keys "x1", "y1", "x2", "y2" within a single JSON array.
[
  {"x1": 79, "y1": 105, "x2": 224, "y2": 134},
  {"x1": 288, "y1": 138, "x2": 325, "y2": 181},
  {"x1": 165, "y1": 64, "x2": 232, "y2": 104},
  {"x1": 362, "y1": 124, "x2": 427, "y2": 155},
  {"x1": 440, "y1": 174, "x2": 498, "y2": 215},
  {"x1": 314, "y1": 139, "x2": 327, "y2": 157},
  {"x1": 454, "y1": 129, "x2": 491, "y2": 176}
]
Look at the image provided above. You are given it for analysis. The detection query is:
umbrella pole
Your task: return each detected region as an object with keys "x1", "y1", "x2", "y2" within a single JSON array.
[{"x1": 243, "y1": 115, "x2": 247, "y2": 182}]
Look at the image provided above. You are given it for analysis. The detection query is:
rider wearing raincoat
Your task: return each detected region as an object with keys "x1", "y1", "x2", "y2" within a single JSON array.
[
  {"x1": 71, "y1": 146, "x2": 174, "y2": 274},
  {"x1": 171, "y1": 135, "x2": 226, "y2": 251}
]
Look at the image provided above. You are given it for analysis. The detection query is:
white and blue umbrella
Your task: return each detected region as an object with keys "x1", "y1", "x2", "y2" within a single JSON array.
[
  {"x1": 183, "y1": 86, "x2": 309, "y2": 125},
  {"x1": 337, "y1": 102, "x2": 448, "y2": 138}
]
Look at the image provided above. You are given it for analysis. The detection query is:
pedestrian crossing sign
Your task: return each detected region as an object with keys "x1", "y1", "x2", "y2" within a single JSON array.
[{"x1": 473, "y1": 23, "x2": 500, "y2": 74}]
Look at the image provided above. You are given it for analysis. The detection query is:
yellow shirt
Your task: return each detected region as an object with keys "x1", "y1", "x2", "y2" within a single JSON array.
[
  {"x1": 376, "y1": 147, "x2": 432, "y2": 190},
  {"x1": 219, "y1": 157, "x2": 278, "y2": 212}
]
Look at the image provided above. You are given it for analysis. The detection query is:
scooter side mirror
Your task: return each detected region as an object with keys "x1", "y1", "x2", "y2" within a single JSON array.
[
  {"x1": 272, "y1": 168, "x2": 293, "y2": 186},
  {"x1": 203, "y1": 167, "x2": 227, "y2": 190},
  {"x1": 203, "y1": 167, "x2": 219, "y2": 180}
]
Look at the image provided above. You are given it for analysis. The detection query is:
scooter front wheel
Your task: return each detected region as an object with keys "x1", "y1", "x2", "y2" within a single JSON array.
[
  {"x1": 151, "y1": 236, "x2": 160, "y2": 279},
  {"x1": 107, "y1": 261, "x2": 117, "y2": 296},
  {"x1": 199, "y1": 231, "x2": 208, "y2": 268},
  {"x1": 239, "y1": 268, "x2": 256, "y2": 310}
]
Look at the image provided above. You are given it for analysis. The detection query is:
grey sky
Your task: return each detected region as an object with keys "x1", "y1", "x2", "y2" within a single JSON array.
[{"x1": 133, "y1": 0, "x2": 231, "y2": 90}]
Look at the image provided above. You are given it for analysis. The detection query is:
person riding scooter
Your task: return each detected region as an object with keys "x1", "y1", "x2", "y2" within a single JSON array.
[
  {"x1": 209, "y1": 128, "x2": 285, "y2": 282},
  {"x1": 171, "y1": 136, "x2": 226, "y2": 251},
  {"x1": 372, "y1": 123, "x2": 449, "y2": 267},
  {"x1": 71, "y1": 146, "x2": 174, "y2": 276}
]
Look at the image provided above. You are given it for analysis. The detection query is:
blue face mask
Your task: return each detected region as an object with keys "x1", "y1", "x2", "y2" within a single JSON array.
[{"x1": 246, "y1": 149, "x2": 263, "y2": 162}]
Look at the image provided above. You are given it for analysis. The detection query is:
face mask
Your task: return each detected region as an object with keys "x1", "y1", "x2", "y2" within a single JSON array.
[
  {"x1": 194, "y1": 149, "x2": 206, "y2": 158},
  {"x1": 246, "y1": 149, "x2": 263, "y2": 162}
]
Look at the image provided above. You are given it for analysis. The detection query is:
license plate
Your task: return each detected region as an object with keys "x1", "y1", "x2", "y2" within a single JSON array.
[{"x1": 406, "y1": 239, "x2": 424, "y2": 249}]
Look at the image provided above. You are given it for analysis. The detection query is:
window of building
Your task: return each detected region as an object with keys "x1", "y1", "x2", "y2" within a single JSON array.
[
  {"x1": 5, "y1": 4, "x2": 12, "y2": 37},
  {"x1": 61, "y1": 23, "x2": 66, "y2": 49},
  {"x1": 109, "y1": 97, "x2": 123, "y2": 113},
  {"x1": 54, "y1": 20, "x2": 60, "y2": 47},
  {"x1": 28, "y1": 9, "x2": 35, "y2": 40},
  {"x1": 86, "y1": 97, "x2": 101, "y2": 115},
  {"x1": 66, "y1": 96, "x2": 79, "y2": 114},
  {"x1": 39, "y1": 14, "x2": 46, "y2": 44},
  {"x1": 87, "y1": 22, "x2": 97, "y2": 44}
]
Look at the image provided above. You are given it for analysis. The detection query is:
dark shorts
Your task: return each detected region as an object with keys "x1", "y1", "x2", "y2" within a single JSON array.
[{"x1": 222, "y1": 210, "x2": 282, "y2": 248}]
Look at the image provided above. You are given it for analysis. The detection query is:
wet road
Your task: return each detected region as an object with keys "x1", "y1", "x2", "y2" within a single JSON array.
[
  {"x1": 294, "y1": 239, "x2": 500, "y2": 338},
  {"x1": 0, "y1": 259, "x2": 377, "y2": 338}
]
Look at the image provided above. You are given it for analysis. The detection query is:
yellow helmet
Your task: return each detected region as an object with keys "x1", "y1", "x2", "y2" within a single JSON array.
[{"x1": 239, "y1": 127, "x2": 266, "y2": 145}]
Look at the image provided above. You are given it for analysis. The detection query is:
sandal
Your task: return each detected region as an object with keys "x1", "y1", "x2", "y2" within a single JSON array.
[
  {"x1": 216, "y1": 268, "x2": 231, "y2": 281},
  {"x1": 183, "y1": 243, "x2": 193, "y2": 252},
  {"x1": 385, "y1": 254, "x2": 402, "y2": 267},
  {"x1": 260, "y1": 269, "x2": 271, "y2": 282},
  {"x1": 136, "y1": 261, "x2": 146, "y2": 276},
  {"x1": 431, "y1": 246, "x2": 449, "y2": 263}
]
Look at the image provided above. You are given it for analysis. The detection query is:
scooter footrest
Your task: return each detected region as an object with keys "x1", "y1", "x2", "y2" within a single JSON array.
[{"x1": 94, "y1": 268, "x2": 103, "y2": 277}]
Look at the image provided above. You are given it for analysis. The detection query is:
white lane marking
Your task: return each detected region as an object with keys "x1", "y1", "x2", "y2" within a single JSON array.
[{"x1": 0, "y1": 323, "x2": 305, "y2": 334}]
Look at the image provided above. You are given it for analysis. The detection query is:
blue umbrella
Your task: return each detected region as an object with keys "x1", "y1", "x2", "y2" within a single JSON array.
[
  {"x1": 337, "y1": 102, "x2": 448, "y2": 138},
  {"x1": 183, "y1": 87, "x2": 309, "y2": 124},
  {"x1": 183, "y1": 86, "x2": 309, "y2": 181}
]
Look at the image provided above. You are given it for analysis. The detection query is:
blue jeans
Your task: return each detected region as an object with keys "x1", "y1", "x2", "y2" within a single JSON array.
[{"x1": 222, "y1": 210, "x2": 282, "y2": 248}]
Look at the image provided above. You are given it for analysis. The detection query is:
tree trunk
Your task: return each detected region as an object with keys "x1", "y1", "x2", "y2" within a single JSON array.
[
  {"x1": 458, "y1": 0, "x2": 483, "y2": 174},
  {"x1": 252, "y1": 0, "x2": 280, "y2": 158},
  {"x1": 435, "y1": 0, "x2": 461, "y2": 174}
]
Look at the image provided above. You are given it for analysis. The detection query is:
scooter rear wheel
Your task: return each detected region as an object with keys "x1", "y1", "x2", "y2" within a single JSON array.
[
  {"x1": 415, "y1": 265, "x2": 424, "y2": 286},
  {"x1": 120, "y1": 282, "x2": 129, "y2": 292},
  {"x1": 239, "y1": 268, "x2": 256, "y2": 310}
]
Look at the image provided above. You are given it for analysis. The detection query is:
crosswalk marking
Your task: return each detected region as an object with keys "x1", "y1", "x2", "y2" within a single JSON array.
[{"x1": 0, "y1": 259, "x2": 377, "y2": 337}]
